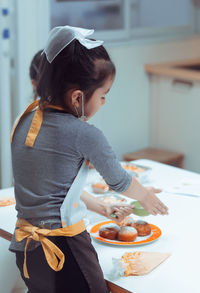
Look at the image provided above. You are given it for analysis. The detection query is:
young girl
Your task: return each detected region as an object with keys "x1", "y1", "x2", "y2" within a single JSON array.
[{"x1": 9, "y1": 26, "x2": 168, "y2": 293}]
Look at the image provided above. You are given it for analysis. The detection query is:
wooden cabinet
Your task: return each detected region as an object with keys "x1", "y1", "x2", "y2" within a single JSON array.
[{"x1": 123, "y1": 147, "x2": 184, "y2": 168}]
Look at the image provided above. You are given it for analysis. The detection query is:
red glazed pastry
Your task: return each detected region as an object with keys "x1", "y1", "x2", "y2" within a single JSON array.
[
  {"x1": 133, "y1": 220, "x2": 151, "y2": 236},
  {"x1": 99, "y1": 223, "x2": 120, "y2": 240},
  {"x1": 118, "y1": 226, "x2": 138, "y2": 242}
]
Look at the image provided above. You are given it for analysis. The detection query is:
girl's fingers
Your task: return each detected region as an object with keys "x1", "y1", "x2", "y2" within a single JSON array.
[
  {"x1": 119, "y1": 206, "x2": 133, "y2": 211},
  {"x1": 151, "y1": 202, "x2": 168, "y2": 215},
  {"x1": 120, "y1": 206, "x2": 133, "y2": 214},
  {"x1": 117, "y1": 204, "x2": 133, "y2": 209},
  {"x1": 110, "y1": 205, "x2": 133, "y2": 221},
  {"x1": 112, "y1": 211, "x2": 124, "y2": 222},
  {"x1": 147, "y1": 187, "x2": 162, "y2": 194},
  {"x1": 140, "y1": 191, "x2": 168, "y2": 216},
  {"x1": 112, "y1": 205, "x2": 133, "y2": 213},
  {"x1": 156, "y1": 201, "x2": 168, "y2": 214},
  {"x1": 112, "y1": 207, "x2": 121, "y2": 213},
  {"x1": 153, "y1": 188, "x2": 162, "y2": 193}
]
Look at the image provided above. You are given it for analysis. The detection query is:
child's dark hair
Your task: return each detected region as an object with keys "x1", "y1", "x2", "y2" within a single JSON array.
[
  {"x1": 37, "y1": 40, "x2": 116, "y2": 111},
  {"x1": 29, "y1": 49, "x2": 43, "y2": 100},
  {"x1": 29, "y1": 50, "x2": 43, "y2": 81}
]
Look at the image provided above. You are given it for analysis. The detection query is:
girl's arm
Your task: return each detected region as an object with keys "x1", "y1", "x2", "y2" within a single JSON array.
[
  {"x1": 81, "y1": 190, "x2": 133, "y2": 223},
  {"x1": 76, "y1": 124, "x2": 168, "y2": 216},
  {"x1": 122, "y1": 177, "x2": 168, "y2": 216}
]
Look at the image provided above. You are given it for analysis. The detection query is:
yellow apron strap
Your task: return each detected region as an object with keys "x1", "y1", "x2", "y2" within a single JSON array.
[
  {"x1": 11, "y1": 101, "x2": 66, "y2": 148},
  {"x1": 25, "y1": 107, "x2": 43, "y2": 147},
  {"x1": 47, "y1": 105, "x2": 65, "y2": 111},
  {"x1": 10, "y1": 100, "x2": 39, "y2": 143},
  {"x1": 25, "y1": 104, "x2": 66, "y2": 147}
]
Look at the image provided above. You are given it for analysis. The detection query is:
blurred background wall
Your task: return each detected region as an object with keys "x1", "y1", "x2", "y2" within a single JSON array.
[{"x1": 1, "y1": 0, "x2": 200, "y2": 188}]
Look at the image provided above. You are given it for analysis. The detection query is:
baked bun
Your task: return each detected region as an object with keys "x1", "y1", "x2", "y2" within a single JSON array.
[
  {"x1": 92, "y1": 182, "x2": 109, "y2": 194},
  {"x1": 118, "y1": 216, "x2": 135, "y2": 227},
  {"x1": 118, "y1": 226, "x2": 138, "y2": 242},
  {"x1": 0, "y1": 197, "x2": 16, "y2": 207},
  {"x1": 133, "y1": 220, "x2": 151, "y2": 236},
  {"x1": 98, "y1": 195, "x2": 126, "y2": 205},
  {"x1": 99, "y1": 223, "x2": 120, "y2": 240}
]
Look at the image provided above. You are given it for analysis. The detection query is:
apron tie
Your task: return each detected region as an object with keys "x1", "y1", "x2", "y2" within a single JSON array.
[{"x1": 15, "y1": 218, "x2": 85, "y2": 278}]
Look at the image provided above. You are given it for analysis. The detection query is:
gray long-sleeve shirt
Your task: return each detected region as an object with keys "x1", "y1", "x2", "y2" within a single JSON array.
[{"x1": 9, "y1": 109, "x2": 132, "y2": 251}]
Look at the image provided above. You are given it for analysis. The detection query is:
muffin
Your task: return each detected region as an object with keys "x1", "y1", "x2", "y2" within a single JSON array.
[
  {"x1": 92, "y1": 182, "x2": 109, "y2": 193},
  {"x1": 99, "y1": 223, "x2": 120, "y2": 240},
  {"x1": 118, "y1": 226, "x2": 138, "y2": 242},
  {"x1": 132, "y1": 220, "x2": 151, "y2": 236}
]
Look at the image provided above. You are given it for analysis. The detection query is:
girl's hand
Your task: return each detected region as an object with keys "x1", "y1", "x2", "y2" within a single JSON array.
[
  {"x1": 138, "y1": 187, "x2": 168, "y2": 216},
  {"x1": 81, "y1": 191, "x2": 134, "y2": 221},
  {"x1": 104, "y1": 203, "x2": 134, "y2": 223},
  {"x1": 122, "y1": 177, "x2": 168, "y2": 216}
]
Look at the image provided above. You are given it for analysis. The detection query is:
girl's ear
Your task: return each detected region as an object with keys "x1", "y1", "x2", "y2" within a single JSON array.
[{"x1": 71, "y1": 90, "x2": 82, "y2": 108}]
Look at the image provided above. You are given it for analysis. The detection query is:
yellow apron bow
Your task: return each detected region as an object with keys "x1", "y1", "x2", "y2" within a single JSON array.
[{"x1": 15, "y1": 218, "x2": 85, "y2": 278}]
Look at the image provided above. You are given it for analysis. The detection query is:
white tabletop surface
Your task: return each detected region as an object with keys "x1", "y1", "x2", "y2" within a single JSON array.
[{"x1": 0, "y1": 159, "x2": 200, "y2": 293}]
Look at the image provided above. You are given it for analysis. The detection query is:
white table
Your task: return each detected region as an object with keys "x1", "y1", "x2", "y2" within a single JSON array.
[{"x1": 1, "y1": 160, "x2": 200, "y2": 293}]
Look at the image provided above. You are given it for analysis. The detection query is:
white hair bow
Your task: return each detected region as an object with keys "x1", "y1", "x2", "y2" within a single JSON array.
[{"x1": 44, "y1": 25, "x2": 104, "y2": 63}]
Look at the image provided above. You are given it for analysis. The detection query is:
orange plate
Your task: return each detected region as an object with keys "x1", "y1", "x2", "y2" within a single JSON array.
[
  {"x1": 90, "y1": 220, "x2": 161, "y2": 246},
  {"x1": 0, "y1": 197, "x2": 16, "y2": 207}
]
